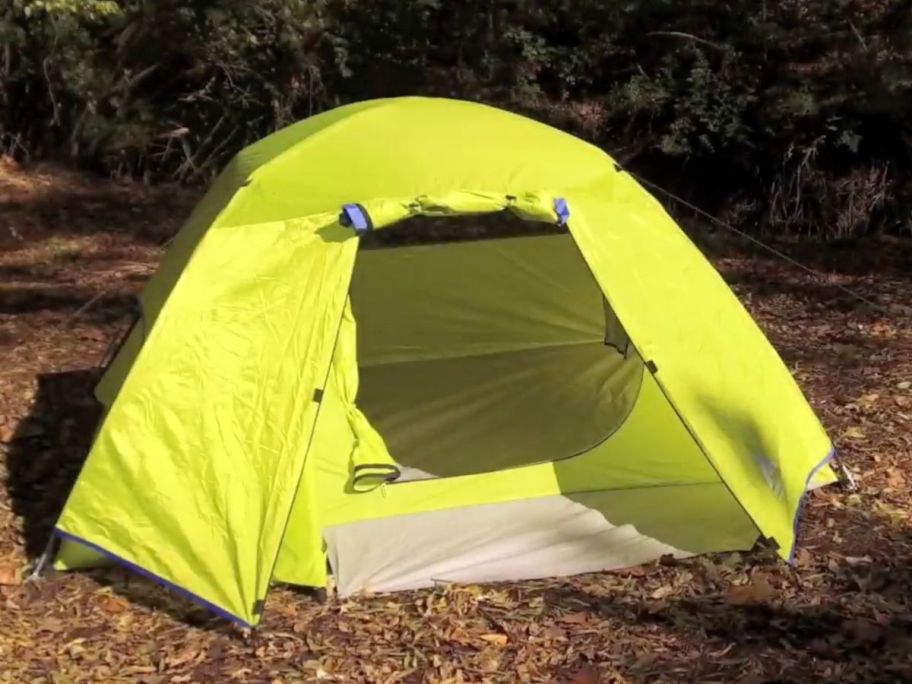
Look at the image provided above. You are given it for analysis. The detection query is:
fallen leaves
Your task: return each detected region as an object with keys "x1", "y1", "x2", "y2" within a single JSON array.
[
  {"x1": 98, "y1": 594, "x2": 130, "y2": 614},
  {"x1": 793, "y1": 547, "x2": 813, "y2": 568},
  {"x1": 725, "y1": 575, "x2": 776, "y2": 606},
  {"x1": 843, "y1": 619, "x2": 883, "y2": 645},
  {"x1": 559, "y1": 611, "x2": 590, "y2": 624},
  {"x1": 0, "y1": 561, "x2": 21, "y2": 586},
  {"x1": 1, "y1": 166, "x2": 912, "y2": 683},
  {"x1": 886, "y1": 466, "x2": 906, "y2": 490},
  {"x1": 842, "y1": 426, "x2": 866, "y2": 440},
  {"x1": 649, "y1": 585, "x2": 675, "y2": 600},
  {"x1": 568, "y1": 664, "x2": 601, "y2": 684},
  {"x1": 479, "y1": 632, "x2": 508, "y2": 647}
]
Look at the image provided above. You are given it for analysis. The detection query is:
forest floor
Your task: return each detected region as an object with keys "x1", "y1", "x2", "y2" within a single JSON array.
[{"x1": 1, "y1": 158, "x2": 911, "y2": 683}]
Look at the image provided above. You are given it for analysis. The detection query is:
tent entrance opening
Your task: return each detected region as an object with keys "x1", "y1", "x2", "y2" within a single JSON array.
[{"x1": 350, "y1": 218, "x2": 644, "y2": 481}]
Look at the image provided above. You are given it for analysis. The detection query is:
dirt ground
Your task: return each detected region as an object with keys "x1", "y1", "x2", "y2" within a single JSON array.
[{"x1": 1, "y1": 158, "x2": 911, "y2": 683}]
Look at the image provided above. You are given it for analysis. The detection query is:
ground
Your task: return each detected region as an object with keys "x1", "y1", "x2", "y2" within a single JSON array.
[{"x1": 1, "y1": 158, "x2": 911, "y2": 683}]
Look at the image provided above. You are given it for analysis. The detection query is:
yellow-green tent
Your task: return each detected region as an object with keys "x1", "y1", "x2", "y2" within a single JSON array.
[{"x1": 50, "y1": 97, "x2": 835, "y2": 627}]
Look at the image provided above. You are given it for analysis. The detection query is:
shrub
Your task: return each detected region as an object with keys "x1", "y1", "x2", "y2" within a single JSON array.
[{"x1": 1, "y1": 0, "x2": 909, "y2": 236}]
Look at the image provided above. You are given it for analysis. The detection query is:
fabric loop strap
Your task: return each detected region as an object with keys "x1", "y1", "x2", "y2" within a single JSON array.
[
  {"x1": 340, "y1": 203, "x2": 372, "y2": 234},
  {"x1": 554, "y1": 197, "x2": 570, "y2": 225},
  {"x1": 351, "y1": 463, "x2": 401, "y2": 493}
]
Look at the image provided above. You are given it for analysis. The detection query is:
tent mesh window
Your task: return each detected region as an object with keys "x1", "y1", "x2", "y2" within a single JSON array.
[{"x1": 350, "y1": 212, "x2": 644, "y2": 481}]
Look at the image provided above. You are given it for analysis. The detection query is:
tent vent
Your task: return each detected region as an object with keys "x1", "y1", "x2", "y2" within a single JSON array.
[
  {"x1": 313, "y1": 388, "x2": 324, "y2": 403},
  {"x1": 645, "y1": 360, "x2": 658, "y2": 374},
  {"x1": 252, "y1": 599, "x2": 265, "y2": 615}
]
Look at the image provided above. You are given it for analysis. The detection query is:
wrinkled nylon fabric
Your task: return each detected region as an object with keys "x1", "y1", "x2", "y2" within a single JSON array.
[
  {"x1": 351, "y1": 234, "x2": 607, "y2": 366},
  {"x1": 312, "y1": 358, "x2": 723, "y2": 528},
  {"x1": 222, "y1": 101, "x2": 610, "y2": 228},
  {"x1": 359, "y1": 343, "x2": 642, "y2": 478},
  {"x1": 333, "y1": 298, "x2": 399, "y2": 477},
  {"x1": 564, "y1": 177, "x2": 833, "y2": 557},
  {"x1": 57, "y1": 215, "x2": 357, "y2": 624},
  {"x1": 273, "y1": 297, "x2": 397, "y2": 585}
]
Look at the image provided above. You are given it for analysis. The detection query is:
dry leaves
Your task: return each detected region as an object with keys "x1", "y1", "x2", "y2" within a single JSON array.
[
  {"x1": 479, "y1": 633, "x2": 508, "y2": 647},
  {"x1": 568, "y1": 664, "x2": 601, "y2": 684},
  {"x1": 0, "y1": 561, "x2": 21, "y2": 586},
  {"x1": 726, "y1": 575, "x2": 776, "y2": 606},
  {"x1": 0, "y1": 164, "x2": 911, "y2": 682}
]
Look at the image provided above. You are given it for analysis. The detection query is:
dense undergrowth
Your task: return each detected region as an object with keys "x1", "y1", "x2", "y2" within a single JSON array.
[{"x1": 1, "y1": 1, "x2": 911, "y2": 237}]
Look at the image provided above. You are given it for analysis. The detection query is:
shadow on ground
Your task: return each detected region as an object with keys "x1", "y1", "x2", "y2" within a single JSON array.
[
  {"x1": 0, "y1": 287, "x2": 137, "y2": 321},
  {"x1": 5, "y1": 369, "x2": 102, "y2": 557},
  {"x1": 538, "y1": 500, "x2": 912, "y2": 682},
  {"x1": 0, "y1": 160, "x2": 197, "y2": 247},
  {"x1": 3, "y1": 366, "x2": 238, "y2": 628}
]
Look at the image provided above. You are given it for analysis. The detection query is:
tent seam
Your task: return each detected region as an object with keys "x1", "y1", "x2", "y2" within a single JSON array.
[
  {"x1": 256, "y1": 266, "x2": 358, "y2": 612},
  {"x1": 359, "y1": 337, "x2": 611, "y2": 370}
]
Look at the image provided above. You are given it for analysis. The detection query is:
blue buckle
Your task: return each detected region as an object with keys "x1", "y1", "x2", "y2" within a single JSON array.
[
  {"x1": 554, "y1": 197, "x2": 570, "y2": 225},
  {"x1": 340, "y1": 204, "x2": 372, "y2": 234}
]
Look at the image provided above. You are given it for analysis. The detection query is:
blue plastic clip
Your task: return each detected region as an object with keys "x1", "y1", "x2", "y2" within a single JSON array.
[
  {"x1": 554, "y1": 197, "x2": 570, "y2": 225},
  {"x1": 340, "y1": 204, "x2": 372, "y2": 234}
]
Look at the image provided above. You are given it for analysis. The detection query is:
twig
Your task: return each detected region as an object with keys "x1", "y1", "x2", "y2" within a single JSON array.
[
  {"x1": 42, "y1": 58, "x2": 61, "y2": 126},
  {"x1": 59, "y1": 288, "x2": 115, "y2": 329},
  {"x1": 848, "y1": 21, "x2": 868, "y2": 51},
  {"x1": 646, "y1": 31, "x2": 729, "y2": 53},
  {"x1": 187, "y1": 124, "x2": 239, "y2": 181}
]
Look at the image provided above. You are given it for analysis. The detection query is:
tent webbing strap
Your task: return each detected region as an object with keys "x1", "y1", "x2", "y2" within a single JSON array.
[{"x1": 351, "y1": 463, "x2": 402, "y2": 493}]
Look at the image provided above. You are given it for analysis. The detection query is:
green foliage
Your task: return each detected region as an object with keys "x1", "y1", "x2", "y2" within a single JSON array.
[
  {"x1": 1, "y1": 0, "x2": 334, "y2": 179},
  {"x1": 1, "y1": 0, "x2": 910, "y2": 235}
]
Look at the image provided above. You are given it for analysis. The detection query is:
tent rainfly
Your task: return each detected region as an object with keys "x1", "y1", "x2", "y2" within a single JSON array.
[{"x1": 48, "y1": 97, "x2": 835, "y2": 627}]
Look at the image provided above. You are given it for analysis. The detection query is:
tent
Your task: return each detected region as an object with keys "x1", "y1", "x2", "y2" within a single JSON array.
[{"x1": 49, "y1": 97, "x2": 835, "y2": 627}]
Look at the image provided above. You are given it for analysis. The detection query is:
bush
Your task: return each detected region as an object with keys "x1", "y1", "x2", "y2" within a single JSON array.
[{"x1": 2, "y1": 0, "x2": 910, "y2": 236}]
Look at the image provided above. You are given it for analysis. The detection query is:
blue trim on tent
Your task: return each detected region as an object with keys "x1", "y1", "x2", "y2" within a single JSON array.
[
  {"x1": 787, "y1": 446, "x2": 836, "y2": 564},
  {"x1": 554, "y1": 197, "x2": 570, "y2": 225},
  {"x1": 53, "y1": 528, "x2": 253, "y2": 628}
]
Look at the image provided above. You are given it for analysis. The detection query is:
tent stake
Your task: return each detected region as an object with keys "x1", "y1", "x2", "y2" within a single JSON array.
[
  {"x1": 25, "y1": 534, "x2": 59, "y2": 582},
  {"x1": 834, "y1": 457, "x2": 858, "y2": 492}
]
